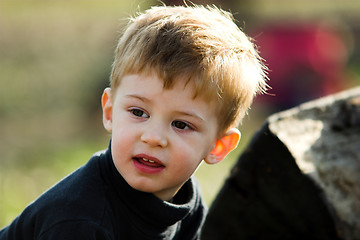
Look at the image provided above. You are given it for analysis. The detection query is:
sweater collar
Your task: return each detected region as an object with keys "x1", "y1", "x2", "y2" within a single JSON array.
[{"x1": 101, "y1": 142, "x2": 199, "y2": 228}]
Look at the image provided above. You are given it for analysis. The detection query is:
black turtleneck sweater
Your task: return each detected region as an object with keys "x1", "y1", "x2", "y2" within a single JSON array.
[{"x1": 0, "y1": 144, "x2": 207, "y2": 240}]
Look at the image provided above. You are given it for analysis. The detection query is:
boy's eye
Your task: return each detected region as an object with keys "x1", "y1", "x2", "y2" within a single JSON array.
[
  {"x1": 130, "y1": 108, "x2": 149, "y2": 118},
  {"x1": 172, "y1": 121, "x2": 193, "y2": 130}
]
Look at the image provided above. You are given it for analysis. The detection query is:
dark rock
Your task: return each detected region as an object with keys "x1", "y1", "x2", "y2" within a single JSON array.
[{"x1": 202, "y1": 87, "x2": 360, "y2": 240}]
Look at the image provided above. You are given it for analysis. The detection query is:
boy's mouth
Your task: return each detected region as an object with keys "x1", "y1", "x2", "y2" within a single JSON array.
[{"x1": 133, "y1": 154, "x2": 165, "y2": 174}]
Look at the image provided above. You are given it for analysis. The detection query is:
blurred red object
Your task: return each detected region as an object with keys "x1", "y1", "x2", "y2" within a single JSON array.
[{"x1": 254, "y1": 23, "x2": 348, "y2": 110}]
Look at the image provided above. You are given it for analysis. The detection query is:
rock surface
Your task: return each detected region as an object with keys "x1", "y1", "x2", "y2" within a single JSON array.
[
  {"x1": 269, "y1": 87, "x2": 360, "y2": 239},
  {"x1": 202, "y1": 87, "x2": 360, "y2": 240}
]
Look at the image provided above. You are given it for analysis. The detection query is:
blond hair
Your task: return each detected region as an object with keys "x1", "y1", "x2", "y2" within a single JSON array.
[{"x1": 110, "y1": 4, "x2": 267, "y2": 134}]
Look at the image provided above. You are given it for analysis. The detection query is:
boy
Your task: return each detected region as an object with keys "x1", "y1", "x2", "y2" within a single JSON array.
[{"x1": 0, "y1": 4, "x2": 267, "y2": 240}]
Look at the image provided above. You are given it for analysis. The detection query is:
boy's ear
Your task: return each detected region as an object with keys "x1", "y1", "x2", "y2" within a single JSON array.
[
  {"x1": 204, "y1": 128, "x2": 241, "y2": 165},
  {"x1": 101, "y1": 88, "x2": 113, "y2": 133}
]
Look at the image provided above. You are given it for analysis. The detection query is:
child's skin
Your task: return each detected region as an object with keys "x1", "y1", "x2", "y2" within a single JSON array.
[{"x1": 101, "y1": 70, "x2": 240, "y2": 201}]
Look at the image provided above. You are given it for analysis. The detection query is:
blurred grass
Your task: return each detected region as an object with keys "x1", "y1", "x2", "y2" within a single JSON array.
[{"x1": 0, "y1": 0, "x2": 268, "y2": 228}]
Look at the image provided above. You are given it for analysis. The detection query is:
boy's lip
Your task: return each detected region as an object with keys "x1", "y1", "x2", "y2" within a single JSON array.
[{"x1": 132, "y1": 154, "x2": 165, "y2": 174}]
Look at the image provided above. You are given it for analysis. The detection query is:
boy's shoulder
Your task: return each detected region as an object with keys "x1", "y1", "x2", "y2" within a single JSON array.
[
  {"x1": 2, "y1": 151, "x2": 113, "y2": 239},
  {"x1": 36, "y1": 151, "x2": 108, "y2": 219}
]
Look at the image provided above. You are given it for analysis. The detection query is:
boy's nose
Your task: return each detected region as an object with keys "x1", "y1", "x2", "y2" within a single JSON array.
[{"x1": 140, "y1": 122, "x2": 168, "y2": 148}]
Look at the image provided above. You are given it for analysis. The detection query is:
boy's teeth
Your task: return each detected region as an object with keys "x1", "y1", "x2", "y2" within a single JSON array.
[{"x1": 142, "y1": 158, "x2": 155, "y2": 163}]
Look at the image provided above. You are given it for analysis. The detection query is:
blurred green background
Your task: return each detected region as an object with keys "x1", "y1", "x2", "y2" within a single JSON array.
[{"x1": 1, "y1": 0, "x2": 359, "y2": 228}]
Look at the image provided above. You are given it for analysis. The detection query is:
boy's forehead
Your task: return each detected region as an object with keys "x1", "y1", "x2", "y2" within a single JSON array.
[
  {"x1": 116, "y1": 71, "x2": 219, "y2": 109},
  {"x1": 118, "y1": 70, "x2": 211, "y2": 98}
]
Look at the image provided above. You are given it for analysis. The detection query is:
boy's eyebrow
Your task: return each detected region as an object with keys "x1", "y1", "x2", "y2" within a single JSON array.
[
  {"x1": 125, "y1": 94, "x2": 205, "y2": 122},
  {"x1": 125, "y1": 94, "x2": 149, "y2": 102},
  {"x1": 174, "y1": 110, "x2": 205, "y2": 123}
]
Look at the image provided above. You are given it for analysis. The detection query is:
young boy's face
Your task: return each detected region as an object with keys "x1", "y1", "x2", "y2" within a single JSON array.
[{"x1": 101, "y1": 71, "x2": 223, "y2": 201}]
